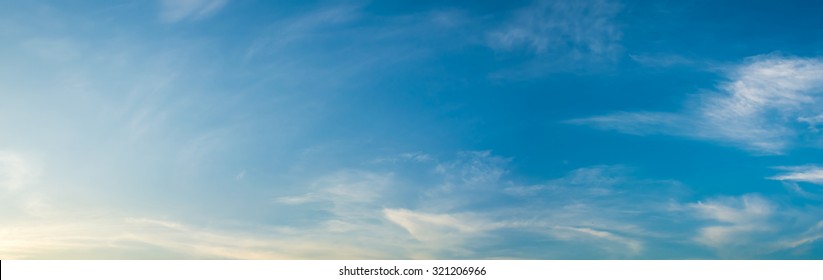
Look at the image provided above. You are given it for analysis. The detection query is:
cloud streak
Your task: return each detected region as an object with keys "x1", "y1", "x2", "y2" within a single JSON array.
[
  {"x1": 4, "y1": 148, "x2": 823, "y2": 259},
  {"x1": 0, "y1": 217, "x2": 396, "y2": 259},
  {"x1": 690, "y1": 195, "x2": 775, "y2": 252},
  {"x1": 273, "y1": 153, "x2": 823, "y2": 259},
  {"x1": 384, "y1": 208, "x2": 495, "y2": 244},
  {"x1": 769, "y1": 166, "x2": 823, "y2": 185},
  {"x1": 158, "y1": 0, "x2": 227, "y2": 23},
  {"x1": 488, "y1": 0, "x2": 622, "y2": 65},
  {"x1": 569, "y1": 55, "x2": 823, "y2": 154}
]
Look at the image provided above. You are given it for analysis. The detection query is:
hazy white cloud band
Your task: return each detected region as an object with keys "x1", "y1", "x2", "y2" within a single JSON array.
[{"x1": 569, "y1": 55, "x2": 823, "y2": 154}]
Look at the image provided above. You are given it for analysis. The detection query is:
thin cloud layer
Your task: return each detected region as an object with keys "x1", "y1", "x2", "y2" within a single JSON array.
[
  {"x1": 4, "y1": 149, "x2": 823, "y2": 259},
  {"x1": 770, "y1": 166, "x2": 823, "y2": 185},
  {"x1": 569, "y1": 55, "x2": 823, "y2": 154},
  {"x1": 768, "y1": 166, "x2": 823, "y2": 199},
  {"x1": 690, "y1": 195, "x2": 776, "y2": 252},
  {"x1": 488, "y1": 0, "x2": 622, "y2": 60},
  {"x1": 158, "y1": 0, "x2": 227, "y2": 22},
  {"x1": 270, "y1": 153, "x2": 823, "y2": 259},
  {"x1": 5, "y1": 0, "x2": 823, "y2": 260}
]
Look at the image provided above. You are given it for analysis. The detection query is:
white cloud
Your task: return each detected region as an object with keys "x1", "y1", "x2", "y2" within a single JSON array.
[
  {"x1": 551, "y1": 226, "x2": 642, "y2": 255},
  {"x1": 5, "y1": 167, "x2": 401, "y2": 259},
  {"x1": 321, "y1": 172, "x2": 389, "y2": 204},
  {"x1": 503, "y1": 165, "x2": 663, "y2": 198},
  {"x1": 768, "y1": 166, "x2": 823, "y2": 199},
  {"x1": 273, "y1": 170, "x2": 395, "y2": 229},
  {"x1": 272, "y1": 155, "x2": 670, "y2": 258},
  {"x1": 797, "y1": 114, "x2": 823, "y2": 132},
  {"x1": 273, "y1": 193, "x2": 321, "y2": 205},
  {"x1": 391, "y1": 162, "x2": 673, "y2": 257},
  {"x1": 277, "y1": 170, "x2": 391, "y2": 205},
  {"x1": 488, "y1": 0, "x2": 622, "y2": 60},
  {"x1": 780, "y1": 181, "x2": 823, "y2": 200},
  {"x1": 434, "y1": 150, "x2": 509, "y2": 188},
  {"x1": 384, "y1": 208, "x2": 495, "y2": 243},
  {"x1": 565, "y1": 112, "x2": 688, "y2": 136},
  {"x1": 570, "y1": 55, "x2": 823, "y2": 154},
  {"x1": 400, "y1": 152, "x2": 433, "y2": 162},
  {"x1": 497, "y1": 166, "x2": 685, "y2": 257},
  {"x1": 0, "y1": 217, "x2": 395, "y2": 259},
  {"x1": 499, "y1": 165, "x2": 823, "y2": 258},
  {"x1": 243, "y1": 4, "x2": 362, "y2": 61},
  {"x1": 372, "y1": 152, "x2": 433, "y2": 164},
  {"x1": 689, "y1": 194, "x2": 775, "y2": 251},
  {"x1": 306, "y1": 170, "x2": 392, "y2": 204},
  {"x1": 158, "y1": 0, "x2": 227, "y2": 23},
  {"x1": 769, "y1": 165, "x2": 823, "y2": 185},
  {"x1": 779, "y1": 220, "x2": 823, "y2": 250},
  {"x1": 422, "y1": 151, "x2": 512, "y2": 211},
  {"x1": 545, "y1": 165, "x2": 626, "y2": 188},
  {"x1": 4, "y1": 142, "x2": 822, "y2": 259},
  {"x1": 691, "y1": 194, "x2": 774, "y2": 224}
]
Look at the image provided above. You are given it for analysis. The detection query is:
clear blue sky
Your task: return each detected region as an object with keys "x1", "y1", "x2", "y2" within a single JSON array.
[{"x1": 2, "y1": 0, "x2": 823, "y2": 259}]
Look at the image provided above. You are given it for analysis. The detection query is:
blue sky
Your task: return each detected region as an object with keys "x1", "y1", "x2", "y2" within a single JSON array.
[{"x1": 2, "y1": 0, "x2": 823, "y2": 259}]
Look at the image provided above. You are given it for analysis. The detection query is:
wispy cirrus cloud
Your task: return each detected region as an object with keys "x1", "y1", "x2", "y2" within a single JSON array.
[
  {"x1": 273, "y1": 156, "x2": 662, "y2": 258},
  {"x1": 767, "y1": 165, "x2": 823, "y2": 199},
  {"x1": 0, "y1": 217, "x2": 397, "y2": 259},
  {"x1": 158, "y1": 0, "x2": 228, "y2": 23},
  {"x1": 5, "y1": 148, "x2": 823, "y2": 259},
  {"x1": 234, "y1": 2, "x2": 482, "y2": 115},
  {"x1": 689, "y1": 194, "x2": 776, "y2": 256},
  {"x1": 274, "y1": 152, "x2": 823, "y2": 259},
  {"x1": 569, "y1": 55, "x2": 823, "y2": 154},
  {"x1": 383, "y1": 208, "x2": 496, "y2": 244},
  {"x1": 243, "y1": 4, "x2": 362, "y2": 61},
  {"x1": 550, "y1": 226, "x2": 642, "y2": 255},
  {"x1": 487, "y1": 0, "x2": 622, "y2": 71},
  {"x1": 769, "y1": 165, "x2": 823, "y2": 185},
  {"x1": 779, "y1": 220, "x2": 823, "y2": 251},
  {"x1": 688, "y1": 194, "x2": 823, "y2": 258}
]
